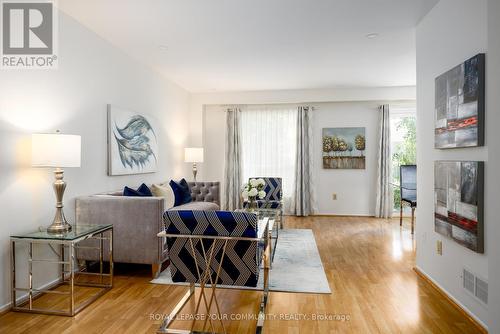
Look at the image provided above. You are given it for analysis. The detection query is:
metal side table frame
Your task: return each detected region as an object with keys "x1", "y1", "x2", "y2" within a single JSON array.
[{"x1": 10, "y1": 224, "x2": 113, "y2": 316}]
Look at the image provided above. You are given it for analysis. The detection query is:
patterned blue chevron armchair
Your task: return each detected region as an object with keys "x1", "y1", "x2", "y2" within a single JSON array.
[
  {"x1": 244, "y1": 177, "x2": 284, "y2": 227},
  {"x1": 158, "y1": 210, "x2": 271, "y2": 333}
]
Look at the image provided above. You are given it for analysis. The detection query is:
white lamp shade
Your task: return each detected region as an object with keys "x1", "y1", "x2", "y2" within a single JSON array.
[
  {"x1": 32, "y1": 133, "x2": 81, "y2": 168},
  {"x1": 184, "y1": 147, "x2": 204, "y2": 163}
]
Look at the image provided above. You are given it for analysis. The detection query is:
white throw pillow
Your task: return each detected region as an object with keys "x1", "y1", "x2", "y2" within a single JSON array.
[{"x1": 151, "y1": 183, "x2": 175, "y2": 209}]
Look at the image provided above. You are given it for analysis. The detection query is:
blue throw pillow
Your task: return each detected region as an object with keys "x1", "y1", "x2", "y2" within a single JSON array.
[
  {"x1": 123, "y1": 183, "x2": 153, "y2": 197},
  {"x1": 169, "y1": 178, "x2": 192, "y2": 206},
  {"x1": 137, "y1": 183, "x2": 153, "y2": 196}
]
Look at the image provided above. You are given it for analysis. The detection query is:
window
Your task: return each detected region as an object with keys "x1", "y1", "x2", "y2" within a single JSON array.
[
  {"x1": 240, "y1": 105, "x2": 298, "y2": 209},
  {"x1": 390, "y1": 105, "x2": 417, "y2": 212}
]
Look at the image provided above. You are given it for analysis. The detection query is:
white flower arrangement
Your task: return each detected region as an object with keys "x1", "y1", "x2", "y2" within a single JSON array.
[{"x1": 242, "y1": 178, "x2": 266, "y2": 201}]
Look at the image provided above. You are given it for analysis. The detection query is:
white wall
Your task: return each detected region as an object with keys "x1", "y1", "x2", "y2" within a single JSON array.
[
  {"x1": 416, "y1": 0, "x2": 489, "y2": 327},
  {"x1": 204, "y1": 102, "x2": 381, "y2": 216},
  {"x1": 0, "y1": 12, "x2": 190, "y2": 310},
  {"x1": 487, "y1": 0, "x2": 500, "y2": 332},
  {"x1": 198, "y1": 88, "x2": 415, "y2": 215},
  {"x1": 312, "y1": 102, "x2": 380, "y2": 215},
  {"x1": 189, "y1": 86, "x2": 416, "y2": 146}
]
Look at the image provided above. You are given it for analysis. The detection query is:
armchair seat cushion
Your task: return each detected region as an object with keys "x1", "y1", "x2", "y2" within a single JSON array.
[
  {"x1": 402, "y1": 197, "x2": 417, "y2": 207},
  {"x1": 169, "y1": 201, "x2": 220, "y2": 211}
]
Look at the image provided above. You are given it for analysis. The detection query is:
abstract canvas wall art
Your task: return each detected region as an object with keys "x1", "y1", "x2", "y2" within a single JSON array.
[
  {"x1": 434, "y1": 161, "x2": 484, "y2": 253},
  {"x1": 435, "y1": 53, "x2": 485, "y2": 149},
  {"x1": 107, "y1": 105, "x2": 158, "y2": 175},
  {"x1": 322, "y1": 127, "x2": 365, "y2": 169}
]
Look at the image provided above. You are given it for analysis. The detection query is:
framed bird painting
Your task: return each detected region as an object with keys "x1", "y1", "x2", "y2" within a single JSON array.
[{"x1": 107, "y1": 104, "x2": 159, "y2": 176}]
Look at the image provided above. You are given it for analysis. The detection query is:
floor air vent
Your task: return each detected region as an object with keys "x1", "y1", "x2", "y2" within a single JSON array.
[{"x1": 462, "y1": 268, "x2": 488, "y2": 305}]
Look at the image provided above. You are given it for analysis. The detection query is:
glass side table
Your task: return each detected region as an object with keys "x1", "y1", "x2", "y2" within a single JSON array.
[{"x1": 10, "y1": 224, "x2": 113, "y2": 316}]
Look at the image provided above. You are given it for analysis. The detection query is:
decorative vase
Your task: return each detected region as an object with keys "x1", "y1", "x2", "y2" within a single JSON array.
[{"x1": 247, "y1": 197, "x2": 258, "y2": 212}]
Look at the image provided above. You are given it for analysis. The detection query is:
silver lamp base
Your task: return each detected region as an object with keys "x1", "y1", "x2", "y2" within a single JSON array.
[
  {"x1": 47, "y1": 221, "x2": 72, "y2": 233},
  {"x1": 47, "y1": 168, "x2": 72, "y2": 234},
  {"x1": 192, "y1": 162, "x2": 198, "y2": 182}
]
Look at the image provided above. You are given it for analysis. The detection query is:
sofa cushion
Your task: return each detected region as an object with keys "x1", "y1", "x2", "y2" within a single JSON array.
[
  {"x1": 169, "y1": 179, "x2": 192, "y2": 206},
  {"x1": 169, "y1": 201, "x2": 219, "y2": 211},
  {"x1": 123, "y1": 183, "x2": 153, "y2": 197},
  {"x1": 151, "y1": 183, "x2": 175, "y2": 209}
]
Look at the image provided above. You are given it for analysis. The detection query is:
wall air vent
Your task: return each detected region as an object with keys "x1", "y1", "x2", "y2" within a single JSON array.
[
  {"x1": 475, "y1": 276, "x2": 488, "y2": 305},
  {"x1": 463, "y1": 268, "x2": 475, "y2": 294},
  {"x1": 462, "y1": 268, "x2": 488, "y2": 305}
]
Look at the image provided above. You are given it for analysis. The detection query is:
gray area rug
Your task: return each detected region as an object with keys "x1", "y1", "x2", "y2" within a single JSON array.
[{"x1": 151, "y1": 229, "x2": 331, "y2": 294}]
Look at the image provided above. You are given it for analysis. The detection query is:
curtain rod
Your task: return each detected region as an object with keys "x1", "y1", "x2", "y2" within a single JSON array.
[
  {"x1": 218, "y1": 103, "x2": 316, "y2": 110},
  {"x1": 214, "y1": 99, "x2": 415, "y2": 109}
]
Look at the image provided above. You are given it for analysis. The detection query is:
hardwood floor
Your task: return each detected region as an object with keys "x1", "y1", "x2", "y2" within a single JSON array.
[{"x1": 0, "y1": 217, "x2": 481, "y2": 333}]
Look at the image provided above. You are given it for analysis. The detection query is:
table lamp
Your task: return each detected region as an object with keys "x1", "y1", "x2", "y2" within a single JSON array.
[
  {"x1": 184, "y1": 147, "x2": 204, "y2": 181},
  {"x1": 32, "y1": 132, "x2": 81, "y2": 233}
]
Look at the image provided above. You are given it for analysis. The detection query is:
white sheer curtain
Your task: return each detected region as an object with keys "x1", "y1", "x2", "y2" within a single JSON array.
[
  {"x1": 240, "y1": 105, "x2": 298, "y2": 212},
  {"x1": 375, "y1": 104, "x2": 393, "y2": 218}
]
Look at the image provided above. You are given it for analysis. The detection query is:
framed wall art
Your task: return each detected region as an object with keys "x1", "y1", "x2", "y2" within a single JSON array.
[
  {"x1": 107, "y1": 104, "x2": 158, "y2": 176},
  {"x1": 322, "y1": 127, "x2": 366, "y2": 169},
  {"x1": 434, "y1": 161, "x2": 484, "y2": 253},
  {"x1": 435, "y1": 54, "x2": 485, "y2": 149}
]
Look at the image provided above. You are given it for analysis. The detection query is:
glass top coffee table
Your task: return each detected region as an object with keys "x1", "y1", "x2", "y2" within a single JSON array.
[{"x1": 237, "y1": 208, "x2": 279, "y2": 264}]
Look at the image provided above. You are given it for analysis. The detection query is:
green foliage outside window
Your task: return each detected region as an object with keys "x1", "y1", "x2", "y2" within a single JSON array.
[{"x1": 392, "y1": 117, "x2": 417, "y2": 209}]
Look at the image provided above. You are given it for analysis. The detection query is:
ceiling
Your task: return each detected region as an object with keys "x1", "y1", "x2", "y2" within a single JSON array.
[{"x1": 58, "y1": 0, "x2": 438, "y2": 93}]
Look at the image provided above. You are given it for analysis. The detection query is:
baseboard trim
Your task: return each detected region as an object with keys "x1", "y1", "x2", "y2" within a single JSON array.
[
  {"x1": 413, "y1": 266, "x2": 488, "y2": 333},
  {"x1": 0, "y1": 305, "x2": 9, "y2": 316},
  {"x1": 309, "y1": 214, "x2": 374, "y2": 217},
  {"x1": 306, "y1": 214, "x2": 415, "y2": 218}
]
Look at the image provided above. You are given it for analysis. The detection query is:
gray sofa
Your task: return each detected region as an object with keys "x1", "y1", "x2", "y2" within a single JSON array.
[{"x1": 75, "y1": 181, "x2": 220, "y2": 277}]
